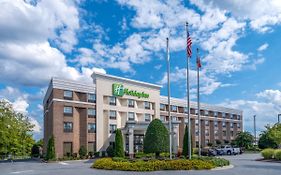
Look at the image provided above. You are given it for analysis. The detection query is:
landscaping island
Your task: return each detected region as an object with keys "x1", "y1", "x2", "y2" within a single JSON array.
[{"x1": 92, "y1": 156, "x2": 230, "y2": 171}]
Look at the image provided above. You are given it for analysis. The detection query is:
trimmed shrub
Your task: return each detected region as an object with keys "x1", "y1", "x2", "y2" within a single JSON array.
[
  {"x1": 274, "y1": 149, "x2": 281, "y2": 160},
  {"x1": 46, "y1": 135, "x2": 55, "y2": 160},
  {"x1": 143, "y1": 119, "x2": 169, "y2": 157},
  {"x1": 79, "y1": 146, "x2": 87, "y2": 158},
  {"x1": 92, "y1": 158, "x2": 216, "y2": 171},
  {"x1": 114, "y1": 129, "x2": 124, "y2": 157},
  {"x1": 261, "y1": 148, "x2": 275, "y2": 159}
]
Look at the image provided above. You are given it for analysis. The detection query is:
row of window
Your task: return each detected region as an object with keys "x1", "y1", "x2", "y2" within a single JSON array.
[
  {"x1": 109, "y1": 96, "x2": 151, "y2": 109},
  {"x1": 63, "y1": 107, "x2": 96, "y2": 117},
  {"x1": 63, "y1": 90, "x2": 96, "y2": 103},
  {"x1": 63, "y1": 141, "x2": 96, "y2": 156},
  {"x1": 63, "y1": 122, "x2": 96, "y2": 133},
  {"x1": 160, "y1": 104, "x2": 241, "y2": 120},
  {"x1": 196, "y1": 130, "x2": 236, "y2": 137},
  {"x1": 160, "y1": 116, "x2": 241, "y2": 128},
  {"x1": 109, "y1": 110, "x2": 151, "y2": 122}
]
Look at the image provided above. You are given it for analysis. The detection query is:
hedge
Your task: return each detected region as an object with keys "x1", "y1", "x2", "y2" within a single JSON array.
[
  {"x1": 261, "y1": 148, "x2": 275, "y2": 159},
  {"x1": 92, "y1": 157, "x2": 229, "y2": 171},
  {"x1": 274, "y1": 149, "x2": 281, "y2": 160}
]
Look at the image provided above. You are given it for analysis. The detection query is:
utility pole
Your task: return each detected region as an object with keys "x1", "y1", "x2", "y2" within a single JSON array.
[{"x1": 253, "y1": 115, "x2": 256, "y2": 145}]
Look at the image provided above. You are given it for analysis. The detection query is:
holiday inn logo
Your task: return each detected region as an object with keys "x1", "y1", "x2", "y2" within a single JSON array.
[{"x1": 112, "y1": 83, "x2": 149, "y2": 98}]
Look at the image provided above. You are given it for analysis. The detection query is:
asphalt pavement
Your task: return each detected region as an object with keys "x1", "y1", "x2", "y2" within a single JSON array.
[{"x1": 0, "y1": 153, "x2": 280, "y2": 175}]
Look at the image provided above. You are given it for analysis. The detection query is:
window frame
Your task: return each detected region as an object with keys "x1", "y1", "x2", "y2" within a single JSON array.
[
  {"x1": 63, "y1": 122, "x2": 73, "y2": 132},
  {"x1": 109, "y1": 110, "x2": 117, "y2": 120},
  {"x1": 63, "y1": 90, "x2": 73, "y2": 100},
  {"x1": 109, "y1": 124, "x2": 117, "y2": 134},
  {"x1": 87, "y1": 108, "x2": 96, "y2": 118},
  {"x1": 144, "y1": 101, "x2": 150, "y2": 109},
  {"x1": 128, "y1": 112, "x2": 135, "y2": 121},
  {"x1": 109, "y1": 96, "x2": 116, "y2": 106},
  {"x1": 128, "y1": 99, "x2": 135, "y2": 108},
  {"x1": 88, "y1": 93, "x2": 96, "y2": 103},
  {"x1": 144, "y1": 113, "x2": 151, "y2": 122},
  {"x1": 88, "y1": 123, "x2": 96, "y2": 133},
  {"x1": 64, "y1": 106, "x2": 73, "y2": 116}
]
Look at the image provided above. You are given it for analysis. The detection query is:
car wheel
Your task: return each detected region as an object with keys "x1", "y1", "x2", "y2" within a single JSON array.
[{"x1": 227, "y1": 151, "x2": 231, "y2": 155}]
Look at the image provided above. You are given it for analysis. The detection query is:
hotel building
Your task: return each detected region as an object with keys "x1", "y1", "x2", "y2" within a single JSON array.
[{"x1": 43, "y1": 72, "x2": 243, "y2": 158}]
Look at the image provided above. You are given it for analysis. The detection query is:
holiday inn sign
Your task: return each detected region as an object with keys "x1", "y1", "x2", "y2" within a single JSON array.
[{"x1": 112, "y1": 83, "x2": 149, "y2": 99}]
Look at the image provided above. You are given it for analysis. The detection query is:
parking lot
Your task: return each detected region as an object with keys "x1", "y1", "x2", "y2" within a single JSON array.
[{"x1": 0, "y1": 154, "x2": 280, "y2": 175}]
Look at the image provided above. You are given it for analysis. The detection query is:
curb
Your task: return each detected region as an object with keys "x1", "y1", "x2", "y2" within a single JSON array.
[{"x1": 212, "y1": 164, "x2": 234, "y2": 171}]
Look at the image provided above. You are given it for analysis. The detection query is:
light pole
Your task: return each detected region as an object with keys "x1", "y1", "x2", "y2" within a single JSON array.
[
  {"x1": 253, "y1": 115, "x2": 256, "y2": 145},
  {"x1": 278, "y1": 114, "x2": 281, "y2": 124}
]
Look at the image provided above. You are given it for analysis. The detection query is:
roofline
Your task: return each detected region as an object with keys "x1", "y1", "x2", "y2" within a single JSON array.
[{"x1": 91, "y1": 72, "x2": 162, "y2": 89}]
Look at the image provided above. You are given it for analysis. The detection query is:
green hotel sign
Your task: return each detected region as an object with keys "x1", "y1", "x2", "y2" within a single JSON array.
[{"x1": 112, "y1": 83, "x2": 149, "y2": 98}]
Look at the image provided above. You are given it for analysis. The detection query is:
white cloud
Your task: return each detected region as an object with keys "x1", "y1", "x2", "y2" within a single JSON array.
[
  {"x1": 257, "y1": 89, "x2": 281, "y2": 104},
  {"x1": 29, "y1": 117, "x2": 41, "y2": 133},
  {"x1": 154, "y1": 64, "x2": 162, "y2": 70},
  {"x1": 12, "y1": 97, "x2": 29, "y2": 114},
  {"x1": 257, "y1": 43, "x2": 269, "y2": 52}
]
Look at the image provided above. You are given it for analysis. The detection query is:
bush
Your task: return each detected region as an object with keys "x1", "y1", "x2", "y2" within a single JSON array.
[
  {"x1": 46, "y1": 135, "x2": 56, "y2": 160},
  {"x1": 261, "y1": 148, "x2": 275, "y2": 159},
  {"x1": 79, "y1": 146, "x2": 87, "y2": 158},
  {"x1": 92, "y1": 158, "x2": 216, "y2": 171},
  {"x1": 274, "y1": 149, "x2": 281, "y2": 160},
  {"x1": 194, "y1": 156, "x2": 230, "y2": 167},
  {"x1": 31, "y1": 145, "x2": 40, "y2": 157},
  {"x1": 94, "y1": 152, "x2": 100, "y2": 157},
  {"x1": 114, "y1": 129, "x2": 124, "y2": 157},
  {"x1": 88, "y1": 151, "x2": 94, "y2": 158},
  {"x1": 143, "y1": 119, "x2": 169, "y2": 157},
  {"x1": 258, "y1": 130, "x2": 278, "y2": 149}
]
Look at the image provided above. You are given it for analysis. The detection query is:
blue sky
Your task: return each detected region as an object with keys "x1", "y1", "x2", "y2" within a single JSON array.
[{"x1": 1, "y1": 0, "x2": 281, "y2": 140}]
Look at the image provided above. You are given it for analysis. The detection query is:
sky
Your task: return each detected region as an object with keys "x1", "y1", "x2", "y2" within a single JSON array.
[{"x1": 0, "y1": 0, "x2": 281, "y2": 140}]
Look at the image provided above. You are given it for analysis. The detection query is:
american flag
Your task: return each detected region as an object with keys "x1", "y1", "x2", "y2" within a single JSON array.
[
  {"x1": 186, "y1": 29, "x2": 192, "y2": 58},
  {"x1": 196, "y1": 48, "x2": 201, "y2": 68}
]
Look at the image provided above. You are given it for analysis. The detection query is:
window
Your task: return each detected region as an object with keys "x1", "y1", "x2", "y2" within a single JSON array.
[
  {"x1": 205, "y1": 120, "x2": 209, "y2": 126},
  {"x1": 222, "y1": 113, "x2": 226, "y2": 118},
  {"x1": 128, "y1": 99, "x2": 134, "y2": 108},
  {"x1": 64, "y1": 122, "x2": 73, "y2": 132},
  {"x1": 160, "y1": 115, "x2": 165, "y2": 122},
  {"x1": 237, "y1": 115, "x2": 241, "y2": 120},
  {"x1": 88, "y1": 94, "x2": 96, "y2": 103},
  {"x1": 160, "y1": 103, "x2": 165, "y2": 111},
  {"x1": 184, "y1": 118, "x2": 189, "y2": 123},
  {"x1": 214, "y1": 112, "x2": 218, "y2": 117},
  {"x1": 145, "y1": 114, "x2": 151, "y2": 122},
  {"x1": 172, "y1": 116, "x2": 177, "y2": 121},
  {"x1": 88, "y1": 123, "x2": 96, "y2": 133},
  {"x1": 128, "y1": 112, "x2": 135, "y2": 121},
  {"x1": 109, "y1": 110, "x2": 117, "y2": 120},
  {"x1": 215, "y1": 130, "x2": 218, "y2": 136},
  {"x1": 204, "y1": 110, "x2": 209, "y2": 116},
  {"x1": 205, "y1": 129, "x2": 209, "y2": 136},
  {"x1": 230, "y1": 114, "x2": 234, "y2": 119},
  {"x1": 230, "y1": 122, "x2": 233, "y2": 128},
  {"x1": 196, "y1": 131, "x2": 199, "y2": 136},
  {"x1": 144, "y1": 101, "x2": 150, "y2": 109},
  {"x1": 88, "y1": 108, "x2": 96, "y2": 117},
  {"x1": 195, "y1": 119, "x2": 199, "y2": 125},
  {"x1": 223, "y1": 131, "x2": 227, "y2": 137},
  {"x1": 88, "y1": 142, "x2": 96, "y2": 153},
  {"x1": 64, "y1": 90, "x2": 73, "y2": 99},
  {"x1": 206, "y1": 139, "x2": 209, "y2": 144},
  {"x1": 109, "y1": 124, "x2": 117, "y2": 133},
  {"x1": 237, "y1": 123, "x2": 241, "y2": 128},
  {"x1": 184, "y1": 107, "x2": 188, "y2": 114},
  {"x1": 214, "y1": 121, "x2": 218, "y2": 127},
  {"x1": 64, "y1": 106, "x2": 73, "y2": 116},
  {"x1": 109, "y1": 96, "x2": 116, "y2": 106},
  {"x1": 222, "y1": 121, "x2": 226, "y2": 127},
  {"x1": 171, "y1": 105, "x2": 177, "y2": 112},
  {"x1": 195, "y1": 109, "x2": 198, "y2": 115},
  {"x1": 63, "y1": 142, "x2": 72, "y2": 156},
  {"x1": 231, "y1": 131, "x2": 234, "y2": 137}
]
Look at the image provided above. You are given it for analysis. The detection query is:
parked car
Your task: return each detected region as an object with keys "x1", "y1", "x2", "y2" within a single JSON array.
[{"x1": 216, "y1": 145, "x2": 241, "y2": 155}]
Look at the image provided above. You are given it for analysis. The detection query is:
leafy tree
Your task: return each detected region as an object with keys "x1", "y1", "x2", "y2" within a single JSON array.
[
  {"x1": 182, "y1": 125, "x2": 192, "y2": 157},
  {"x1": 114, "y1": 129, "x2": 124, "y2": 157},
  {"x1": 46, "y1": 135, "x2": 56, "y2": 160},
  {"x1": 216, "y1": 140, "x2": 222, "y2": 145},
  {"x1": 36, "y1": 139, "x2": 43, "y2": 147},
  {"x1": 31, "y1": 145, "x2": 40, "y2": 157},
  {"x1": 79, "y1": 145, "x2": 87, "y2": 158},
  {"x1": 268, "y1": 124, "x2": 281, "y2": 147},
  {"x1": 0, "y1": 99, "x2": 35, "y2": 157},
  {"x1": 258, "y1": 125, "x2": 278, "y2": 149},
  {"x1": 143, "y1": 119, "x2": 169, "y2": 157},
  {"x1": 234, "y1": 131, "x2": 254, "y2": 149}
]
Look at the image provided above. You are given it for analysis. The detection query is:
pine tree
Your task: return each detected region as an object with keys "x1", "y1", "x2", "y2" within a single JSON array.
[
  {"x1": 182, "y1": 125, "x2": 192, "y2": 157},
  {"x1": 46, "y1": 135, "x2": 56, "y2": 160},
  {"x1": 114, "y1": 129, "x2": 124, "y2": 157},
  {"x1": 143, "y1": 119, "x2": 169, "y2": 157}
]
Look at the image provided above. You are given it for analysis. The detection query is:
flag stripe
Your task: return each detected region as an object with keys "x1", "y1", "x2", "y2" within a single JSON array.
[{"x1": 186, "y1": 30, "x2": 192, "y2": 58}]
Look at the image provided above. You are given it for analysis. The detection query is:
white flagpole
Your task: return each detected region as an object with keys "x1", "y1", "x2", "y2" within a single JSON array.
[
  {"x1": 197, "y1": 48, "x2": 201, "y2": 156},
  {"x1": 166, "y1": 37, "x2": 172, "y2": 159},
  {"x1": 186, "y1": 22, "x2": 192, "y2": 160}
]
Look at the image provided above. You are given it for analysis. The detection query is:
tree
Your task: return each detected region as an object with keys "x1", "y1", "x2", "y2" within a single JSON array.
[
  {"x1": 182, "y1": 125, "x2": 192, "y2": 157},
  {"x1": 234, "y1": 131, "x2": 254, "y2": 149},
  {"x1": 143, "y1": 119, "x2": 169, "y2": 157},
  {"x1": 79, "y1": 145, "x2": 87, "y2": 158},
  {"x1": 46, "y1": 135, "x2": 56, "y2": 160},
  {"x1": 258, "y1": 130, "x2": 278, "y2": 149},
  {"x1": 31, "y1": 145, "x2": 40, "y2": 157},
  {"x1": 0, "y1": 99, "x2": 35, "y2": 157},
  {"x1": 114, "y1": 129, "x2": 124, "y2": 157},
  {"x1": 268, "y1": 124, "x2": 281, "y2": 147}
]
